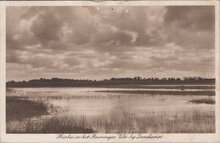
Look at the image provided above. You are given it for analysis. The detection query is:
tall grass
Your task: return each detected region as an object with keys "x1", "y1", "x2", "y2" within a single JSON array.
[
  {"x1": 6, "y1": 97, "x2": 94, "y2": 133},
  {"x1": 7, "y1": 117, "x2": 94, "y2": 133},
  {"x1": 7, "y1": 109, "x2": 215, "y2": 133},
  {"x1": 6, "y1": 96, "x2": 48, "y2": 122}
]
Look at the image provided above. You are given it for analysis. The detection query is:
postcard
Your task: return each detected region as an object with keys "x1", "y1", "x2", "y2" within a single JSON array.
[{"x1": 0, "y1": 1, "x2": 219, "y2": 142}]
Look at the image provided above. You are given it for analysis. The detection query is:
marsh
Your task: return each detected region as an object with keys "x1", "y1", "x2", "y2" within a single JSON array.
[{"x1": 6, "y1": 85, "x2": 215, "y2": 133}]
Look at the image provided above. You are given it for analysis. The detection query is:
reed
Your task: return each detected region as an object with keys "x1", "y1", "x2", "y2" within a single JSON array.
[
  {"x1": 6, "y1": 96, "x2": 48, "y2": 122},
  {"x1": 7, "y1": 109, "x2": 215, "y2": 133}
]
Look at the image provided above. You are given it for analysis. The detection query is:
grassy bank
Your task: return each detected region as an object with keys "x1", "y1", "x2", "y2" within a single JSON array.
[
  {"x1": 6, "y1": 96, "x2": 94, "y2": 133},
  {"x1": 6, "y1": 96, "x2": 48, "y2": 122}
]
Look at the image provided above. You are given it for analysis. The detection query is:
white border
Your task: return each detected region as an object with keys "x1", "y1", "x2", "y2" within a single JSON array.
[{"x1": 0, "y1": 1, "x2": 219, "y2": 142}]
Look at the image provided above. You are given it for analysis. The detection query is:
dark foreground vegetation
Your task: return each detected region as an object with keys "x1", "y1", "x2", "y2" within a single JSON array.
[
  {"x1": 6, "y1": 96, "x2": 48, "y2": 122},
  {"x1": 7, "y1": 77, "x2": 215, "y2": 87},
  {"x1": 6, "y1": 97, "x2": 94, "y2": 133}
]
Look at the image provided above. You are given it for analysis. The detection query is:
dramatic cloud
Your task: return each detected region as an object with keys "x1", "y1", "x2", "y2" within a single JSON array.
[{"x1": 6, "y1": 6, "x2": 215, "y2": 81}]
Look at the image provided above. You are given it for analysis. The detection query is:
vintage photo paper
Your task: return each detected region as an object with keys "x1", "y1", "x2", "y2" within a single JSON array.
[{"x1": 0, "y1": 1, "x2": 219, "y2": 142}]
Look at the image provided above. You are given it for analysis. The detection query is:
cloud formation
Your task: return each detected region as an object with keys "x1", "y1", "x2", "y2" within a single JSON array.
[{"x1": 6, "y1": 6, "x2": 215, "y2": 81}]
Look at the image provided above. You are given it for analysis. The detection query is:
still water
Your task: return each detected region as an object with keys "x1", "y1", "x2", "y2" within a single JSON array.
[{"x1": 7, "y1": 87, "x2": 214, "y2": 117}]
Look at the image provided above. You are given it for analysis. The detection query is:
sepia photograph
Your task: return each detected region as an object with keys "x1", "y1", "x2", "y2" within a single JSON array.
[{"x1": 0, "y1": 1, "x2": 219, "y2": 142}]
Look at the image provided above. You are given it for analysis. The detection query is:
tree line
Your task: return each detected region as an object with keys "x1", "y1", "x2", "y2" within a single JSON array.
[{"x1": 6, "y1": 77, "x2": 215, "y2": 87}]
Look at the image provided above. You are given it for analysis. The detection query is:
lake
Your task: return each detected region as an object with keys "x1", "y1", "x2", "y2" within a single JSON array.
[{"x1": 6, "y1": 86, "x2": 215, "y2": 133}]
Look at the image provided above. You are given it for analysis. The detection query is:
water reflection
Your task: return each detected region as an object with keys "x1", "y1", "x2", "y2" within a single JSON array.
[{"x1": 6, "y1": 87, "x2": 215, "y2": 133}]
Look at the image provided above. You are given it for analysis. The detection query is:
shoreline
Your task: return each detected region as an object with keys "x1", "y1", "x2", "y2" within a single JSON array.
[{"x1": 6, "y1": 96, "x2": 49, "y2": 122}]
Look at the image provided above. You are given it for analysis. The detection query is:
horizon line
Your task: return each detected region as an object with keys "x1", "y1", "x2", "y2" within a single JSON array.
[{"x1": 7, "y1": 76, "x2": 216, "y2": 82}]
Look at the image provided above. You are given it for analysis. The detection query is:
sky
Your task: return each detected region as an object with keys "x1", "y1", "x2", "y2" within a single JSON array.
[{"x1": 6, "y1": 6, "x2": 215, "y2": 81}]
